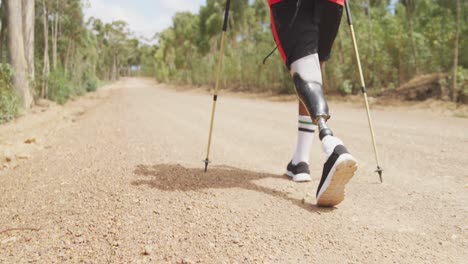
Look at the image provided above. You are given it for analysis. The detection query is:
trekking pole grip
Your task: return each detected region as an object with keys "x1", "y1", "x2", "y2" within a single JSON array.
[{"x1": 222, "y1": 0, "x2": 231, "y2": 32}]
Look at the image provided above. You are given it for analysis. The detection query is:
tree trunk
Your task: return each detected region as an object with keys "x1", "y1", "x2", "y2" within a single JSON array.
[
  {"x1": 0, "y1": 1, "x2": 7, "y2": 63},
  {"x1": 5, "y1": 0, "x2": 33, "y2": 108},
  {"x1": 452, "y1": 0, "x2": 460, "y2": 102},
  {"x1": 42, "y1": 1, "x2": 50, "y2": 99},
  {"x1": 408, "y1": 19, "x2": 419, "y2": 75},
  {"x1": 115, "y1": 57, "x2": 118, "y2": 81},
  {"x1": 64, "y1": 40, "x2": 72, "y2": 74},
  {"x1": 112, "y1": 54, "x2": 117, "y2": 81},
  {"x1": 69, "y1": 41, "x2": 76, "y2": 74},
  {"x1": 402, "y1": 0, "x2": 419, "y2": 75},
  {"x1": 22, "y1": 0, "x2": 34, "y2": 81},
  {"x1": 51, "y1": 10, "x2": 58, "y2": 70}
]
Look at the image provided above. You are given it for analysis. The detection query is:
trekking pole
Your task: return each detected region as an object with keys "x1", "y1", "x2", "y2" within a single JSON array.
[
  {"x1": 345, "y1": 0, "x2": 384, "y2": 182},
  {"x1": 204, "y1": 0, "x2": 231, "y2": 172}
]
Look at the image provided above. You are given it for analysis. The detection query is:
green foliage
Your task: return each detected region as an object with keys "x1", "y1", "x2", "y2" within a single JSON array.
[
  {"x1": 338, "y1": 80, "x2": 353, "y2": 95},
  {"x1": 457, "y1": 67, "x2": 468, "y2": 103},
  {"x1": 0, "y1": 64, "x2": 20, "y2": 123},
  {"x1": 46, "y1": 67, "x2": 100, "y2": 104},
  {"x1": 145, "y1": 0, "x2": 468, "y2": 101},
  {"x1": 150, "y1": 0, "x2": 293, "y2": 93},
  {"x1": 48, "y1": 69, "x2": 72, "y2": 105},
  {"x1": 457, "y1": 67, "x2": 468, "y2": 86},
  {"x1": 85, "y1": 74, "x2": 99, "y2": 92}
]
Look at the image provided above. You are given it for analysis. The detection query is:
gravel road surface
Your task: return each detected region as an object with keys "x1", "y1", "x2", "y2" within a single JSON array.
[{"x1": 1, "y1": 78, "x2": 467, "y2": 263}]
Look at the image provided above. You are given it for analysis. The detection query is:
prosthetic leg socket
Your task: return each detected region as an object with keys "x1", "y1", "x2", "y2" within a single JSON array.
[{"x1": 292, "y1": 73, "x2": 333, "y2": 140}]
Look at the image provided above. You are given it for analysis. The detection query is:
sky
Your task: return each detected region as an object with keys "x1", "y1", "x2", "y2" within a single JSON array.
[
  {"x1": 84, "y1": 0, "x2": 400, "y2": 42},
  {"x1": 387, "y1": 0, "x2": 399, "y2": 15},
  {"x1": 84, "y1": 0, "x2": 206, "y2": 42}
]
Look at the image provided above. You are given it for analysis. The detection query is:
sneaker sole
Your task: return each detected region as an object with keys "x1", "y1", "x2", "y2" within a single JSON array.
[
  {"x1": 316, "y1": 155, "x2": 357, "y2": 207},
  {"x1": 286, "y1": 171, "x2": 311, "y2": 182}
]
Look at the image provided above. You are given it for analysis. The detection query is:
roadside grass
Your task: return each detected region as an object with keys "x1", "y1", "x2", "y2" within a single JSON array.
[
  {"x1": 0, "y1": 64, "x2": 20, "y2": 124},
  {"x1": 454, "y1": 112, "x2": 468, "y2": 119}
]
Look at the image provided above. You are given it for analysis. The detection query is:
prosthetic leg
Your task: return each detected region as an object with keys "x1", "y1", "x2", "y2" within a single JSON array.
[
  {"x1": 290, "y1": 54, "x2": 357, "y2": 207},
  {"x1": 290, "y1": 54, "x2": 333, "y2": 140}
]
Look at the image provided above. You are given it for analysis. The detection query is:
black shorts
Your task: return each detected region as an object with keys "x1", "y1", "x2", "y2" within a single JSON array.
[{"x1": 269, "y1": 0, "x2": 343, "y2": 68}]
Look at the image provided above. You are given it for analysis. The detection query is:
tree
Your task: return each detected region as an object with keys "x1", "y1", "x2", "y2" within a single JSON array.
[
  {"x1": 103, "y1": 21, "x2": 130, "y2": 81},
  {"x1": 22, "y1": 0, "x2": 35, "y2": 81},
  {"x1": 401, "y1": 0, "x2": 420, "y2": 74},
  {"x1": 50, "y1": 0, "x2": 59, "y2": 70},
  {"x1": 452, "y1": 0, "x2": 460, "y2": 101},
  {"x1": 5, "y1": 0, "x2": 33, "y2": 108},
  {"x1": 0, "y1": 1, "x2": 7, "y2": 62},
  {"x1": 41, "y1": 0, "x2": 50, "y2": 98},
  {"x1": 23, "y1": 0, "x2": 35, "y2": 81}
]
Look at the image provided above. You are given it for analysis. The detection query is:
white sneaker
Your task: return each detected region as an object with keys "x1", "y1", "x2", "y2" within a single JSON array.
[
  {"x1": 286, "y1": 161, "x2": 312, "y2": 182},
  {"x1": 316, "y1": 145, "x2": 357, "y2": 207}
]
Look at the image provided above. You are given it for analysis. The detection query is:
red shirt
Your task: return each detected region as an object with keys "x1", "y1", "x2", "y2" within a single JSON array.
[
  {"x1": 268, "y1": 0, "x2": 345, "y2": 6},
  {"x1": 328, "y1": 0, "x2": 345, "y2": 5}
]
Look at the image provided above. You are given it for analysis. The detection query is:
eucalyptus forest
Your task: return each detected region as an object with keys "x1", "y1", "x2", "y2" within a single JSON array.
[{"x1": 0, "y1": 0, "x2": 466, "y2": 123}]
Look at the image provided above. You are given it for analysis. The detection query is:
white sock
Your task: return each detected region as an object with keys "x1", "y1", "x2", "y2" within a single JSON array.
[
  {"x1": 322, "y1": 135, "x2": 344, "y2": 159},
  {"x1": 292, "y1": 115, "x2": 317, "y2": 165}
]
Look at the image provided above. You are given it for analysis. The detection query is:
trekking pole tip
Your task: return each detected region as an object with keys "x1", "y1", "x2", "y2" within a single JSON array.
[
  {"x1": 203, "y1": 159, "x2": 210, "y2": 173},
  {"x1": 376, "y1": 166, "x2": 383, "y2": 183}
]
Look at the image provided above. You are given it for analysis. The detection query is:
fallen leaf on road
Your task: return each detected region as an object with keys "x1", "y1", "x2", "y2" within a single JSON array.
[
  {"x1": 24, "y1": 138, "x2": 36, "y2": 144},
  {"x1": 16, "y1": 154, "x2": 30, "y2": 160},
  {"x1": 2, "y1": 149, "x2": 14, "y2": 162}
]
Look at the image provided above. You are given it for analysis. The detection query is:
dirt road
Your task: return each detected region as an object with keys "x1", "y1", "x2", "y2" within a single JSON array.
[{"x1": 1, "y1": 78, "x2": 467, "y2": 263}]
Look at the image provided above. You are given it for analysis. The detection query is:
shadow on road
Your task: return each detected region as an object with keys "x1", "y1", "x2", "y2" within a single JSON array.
[{"x1": 132, "y1": 164, "x2": 334, "y2": 213}]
